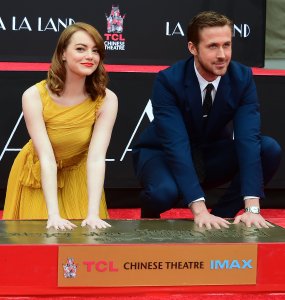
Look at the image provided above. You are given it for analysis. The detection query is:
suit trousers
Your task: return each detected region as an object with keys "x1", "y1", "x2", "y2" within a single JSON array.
[{"x1": 138, "y1": 136, "x2": 282, "y2": 218}]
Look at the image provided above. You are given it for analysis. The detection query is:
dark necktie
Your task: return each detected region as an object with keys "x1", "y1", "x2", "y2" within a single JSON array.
[
  {"x1": 192, "y1": 83, "x2": 214, "y2": 182},
  {"x1": 202, "y1": 83, "x2": 214, "y2": 122}
]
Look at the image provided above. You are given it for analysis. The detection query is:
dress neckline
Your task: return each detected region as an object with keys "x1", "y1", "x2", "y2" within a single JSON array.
[{"x1": 43, "y1": 82, "x2": 91, "y2": 108}]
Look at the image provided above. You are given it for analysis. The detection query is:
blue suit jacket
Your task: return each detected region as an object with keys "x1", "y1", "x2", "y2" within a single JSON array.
[{"x1": 133, "y1": 57, "x2": 263, "y2": 205}]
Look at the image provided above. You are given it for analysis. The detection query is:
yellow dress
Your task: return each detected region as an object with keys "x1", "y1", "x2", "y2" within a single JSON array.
[{"x1": 3, "y1": 80, "x2": 108, "y2": 220}]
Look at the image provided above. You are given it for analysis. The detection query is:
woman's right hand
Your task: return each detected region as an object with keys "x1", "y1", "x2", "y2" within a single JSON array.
[{"x1": 46, "y1": 214, "x2": 77, "y2": 230}]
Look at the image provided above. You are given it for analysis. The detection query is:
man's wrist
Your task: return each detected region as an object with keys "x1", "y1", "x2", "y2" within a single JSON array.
[
  {"x1": 244, "y1": 196, "x2": 260, "y2": 206},
  {"x1": 188, "y1": 197, "x2": 205, "y2": 208},
  {"x1": 188, "y1": 198, "x2": 207, "y2": 216},
  {"x1": 244, "y1": 197, "x2": 260, "y2": 214}
]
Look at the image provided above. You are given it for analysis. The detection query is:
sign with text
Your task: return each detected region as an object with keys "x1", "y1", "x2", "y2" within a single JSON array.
[
  {"x1": 58, "y1": 244, "x2": 257, "y2": 287},
  {"x1": 0, "y1": 0, "x2": 265, "y2": 66}
]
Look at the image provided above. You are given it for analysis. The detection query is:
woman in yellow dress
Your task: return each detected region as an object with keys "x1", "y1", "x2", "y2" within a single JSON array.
[{"x1": 3, "y1": 22, "x2": 118, "y2": 230}]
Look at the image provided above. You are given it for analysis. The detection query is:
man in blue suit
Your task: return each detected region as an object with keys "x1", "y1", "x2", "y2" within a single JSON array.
[{"x1": 132, "y1": 11, "x2": 282, "y2": 229}]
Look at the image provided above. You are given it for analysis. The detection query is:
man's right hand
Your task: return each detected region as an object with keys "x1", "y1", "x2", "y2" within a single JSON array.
[{"x1": 190, "y1": 200, "x2": 230, "y2": 229}]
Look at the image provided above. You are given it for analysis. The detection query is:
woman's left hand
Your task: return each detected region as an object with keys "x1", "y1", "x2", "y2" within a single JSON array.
[{"x1": 81, "y1": 216, "x2": 111, "y2": 229}]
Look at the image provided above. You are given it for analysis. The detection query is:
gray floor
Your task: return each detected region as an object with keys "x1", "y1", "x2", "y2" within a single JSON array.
[{"x1": 264, "y1": 59, "x2": 285, "y2": 69}]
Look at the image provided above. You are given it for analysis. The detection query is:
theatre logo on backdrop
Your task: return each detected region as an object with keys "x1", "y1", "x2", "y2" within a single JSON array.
[{"x1": 104, "y1": 5, "x2": 126, "y2": 51}]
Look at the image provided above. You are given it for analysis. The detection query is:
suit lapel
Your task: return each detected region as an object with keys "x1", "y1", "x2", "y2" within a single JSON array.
[{"x1": 184, "y1": 60, "x2": 204, "y2": 136}]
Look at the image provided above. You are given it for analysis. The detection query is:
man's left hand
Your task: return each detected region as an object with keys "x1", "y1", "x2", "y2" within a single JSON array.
[{"x1": 233, "y1": 212, "x2": 274, "y2": 228}]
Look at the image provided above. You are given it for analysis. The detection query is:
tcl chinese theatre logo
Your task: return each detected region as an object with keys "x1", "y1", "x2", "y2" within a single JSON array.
[
  {"x1": 63, "y1": 257, "x2": 78, "y2": 278},
  {"x1": 104, "y1": 5, "x2": 126, "y2": 51}
]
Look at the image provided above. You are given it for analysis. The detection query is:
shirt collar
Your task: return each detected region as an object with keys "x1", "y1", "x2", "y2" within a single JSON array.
[{"x1": 194, "y1": 62, "x2": 221, "y2": 92}]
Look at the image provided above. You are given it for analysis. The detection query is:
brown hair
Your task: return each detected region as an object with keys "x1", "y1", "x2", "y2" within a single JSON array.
[
  {"x1": 47, "y1": 22, "x2": 108, "y2": 100},
  {"x1": 187, "y1": 11, "x2": 233, "y2": 45}
]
